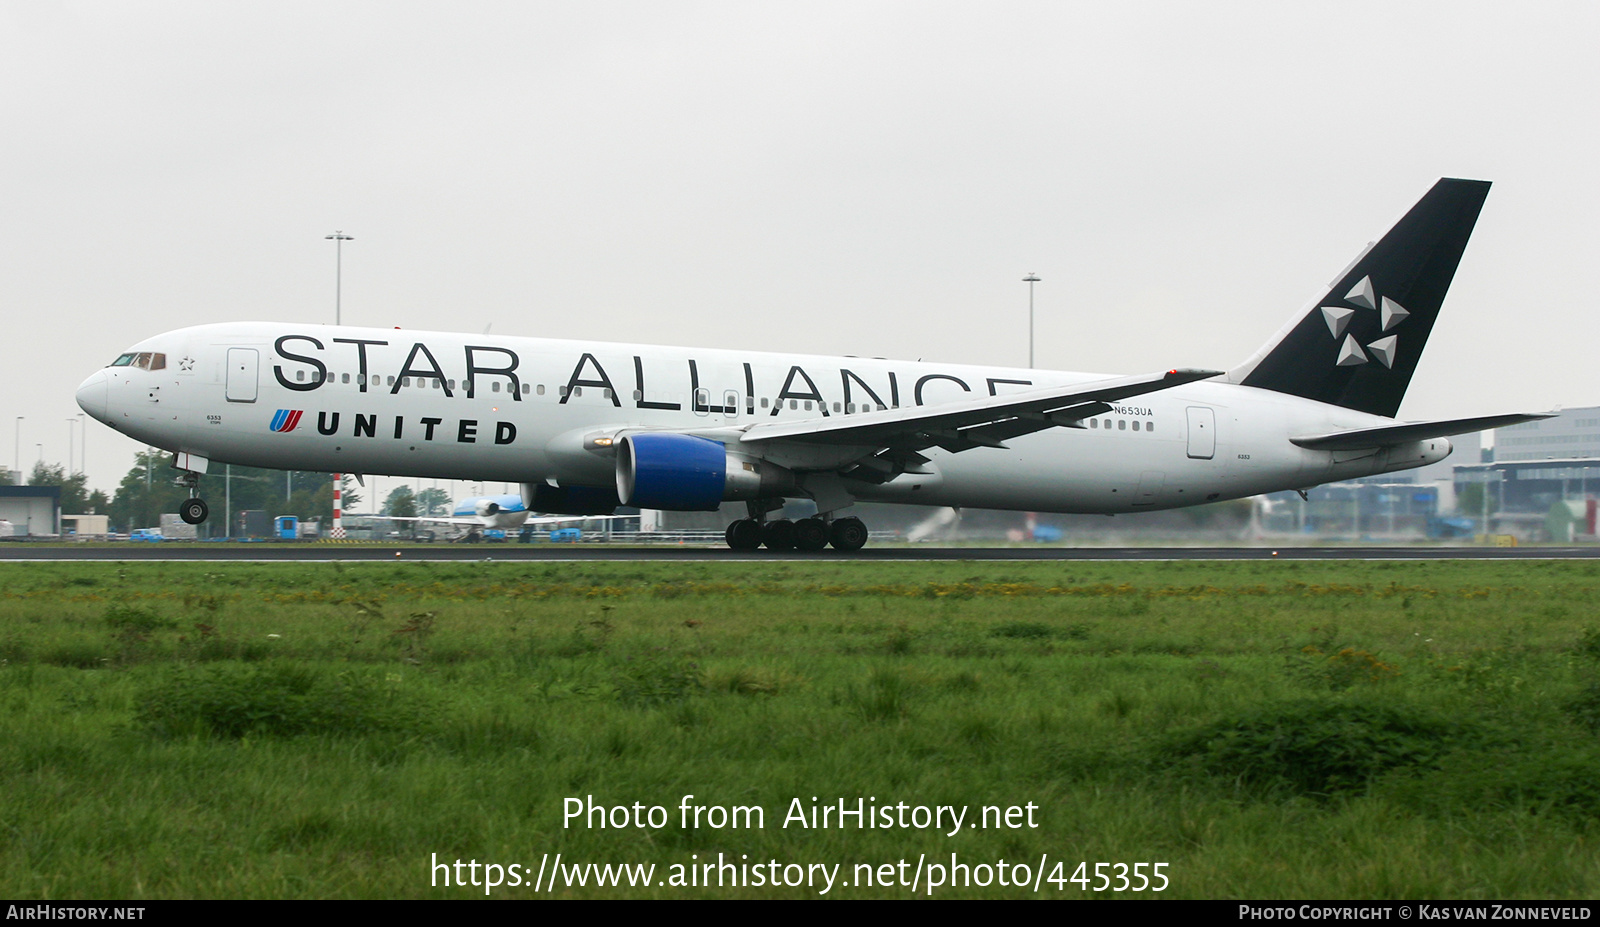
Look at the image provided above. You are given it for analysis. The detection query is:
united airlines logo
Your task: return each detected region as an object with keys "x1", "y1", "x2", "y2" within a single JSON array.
[
  {"x1": 269, "y1": 409, "x2": 304, "y2": 433},
  {"x1": 1320, "y1": 275, "x2": 1407, "y2": 369}
]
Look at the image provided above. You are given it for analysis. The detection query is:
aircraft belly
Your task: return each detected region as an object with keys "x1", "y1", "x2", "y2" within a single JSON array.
[{"x1": 927, "y1": 429, "x2": 1228, "y2": 514}]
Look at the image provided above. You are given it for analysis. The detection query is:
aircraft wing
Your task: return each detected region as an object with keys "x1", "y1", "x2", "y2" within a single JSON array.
[
  {"x1": 738, "y1": 368, "x2": 1224, "y2": 454},
  {"x1": 1289, "y1": 412, "x2": 1555, "y2": 451}
]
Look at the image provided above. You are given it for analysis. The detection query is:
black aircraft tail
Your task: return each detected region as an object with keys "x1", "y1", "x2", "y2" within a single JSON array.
[{"x1": 1227, "y1": 178, "x2": 1491, "y2": 418}]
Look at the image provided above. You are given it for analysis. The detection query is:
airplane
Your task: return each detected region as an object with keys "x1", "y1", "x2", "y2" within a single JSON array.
[
  {"x1": 351, "y1": 492, "x2": 626, "y2": 541},
  {"x1": 75, "y1": 178, "x2": 1549, "y2": 551}
]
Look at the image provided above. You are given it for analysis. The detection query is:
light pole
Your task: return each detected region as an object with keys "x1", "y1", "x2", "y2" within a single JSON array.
[
  {"x1": 325, "y1": 231, "x2": 354, "y2": 325},
  {"x1": 66, "y1": 419, "x2": 75, "y2": 478},
  {"x1": 13, "y1": 416, "x2": 21, "y2": 482},
  {"x1": 77, "y1": 413, "x2": 85, "y2": 477},
  {"x1": 325, "y1": 230, "x2": 353, "y2": 538},
  {"x1": 1023, "y1": 274, "x2": 1041, "y2": 368}
]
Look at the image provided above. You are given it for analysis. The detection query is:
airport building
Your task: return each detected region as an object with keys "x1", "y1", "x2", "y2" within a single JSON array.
[
  {"x1": 0, "y1": 486, "x2": 60, "y2": 537},
  {"x1": 1442, "y1": 406, "x2": 1600, "y2": 541},
  {"x1": 1491, "y1": 406, "x2": 1600, "y2": 462}
]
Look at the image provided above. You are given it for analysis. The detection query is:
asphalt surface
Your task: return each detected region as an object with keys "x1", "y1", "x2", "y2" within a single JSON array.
[{"x1": 1, "y1": 543, "x2": 1594, "y2": 562}]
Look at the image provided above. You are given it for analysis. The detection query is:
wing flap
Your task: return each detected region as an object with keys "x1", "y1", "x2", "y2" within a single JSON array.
[{"x1": 739, "y1": 368, "x2": 1222, "y2": 451}]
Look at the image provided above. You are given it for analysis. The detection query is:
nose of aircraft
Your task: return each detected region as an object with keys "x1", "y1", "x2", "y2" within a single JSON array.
[{"x1": 76, "y1": 370, "x2": 109, "y2": 422}]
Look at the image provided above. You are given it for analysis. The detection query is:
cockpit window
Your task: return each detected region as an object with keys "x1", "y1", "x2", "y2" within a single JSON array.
[{"x1": 110, "y1": 352, "x2": 168, "y2": 371}]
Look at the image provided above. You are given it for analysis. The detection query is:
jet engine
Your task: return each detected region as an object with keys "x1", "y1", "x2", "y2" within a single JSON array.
[{"x1": 616, "y1": 433, "x2": 795, "y2": 511}]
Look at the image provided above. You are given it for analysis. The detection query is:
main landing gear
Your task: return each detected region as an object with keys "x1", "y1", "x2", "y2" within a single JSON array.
[
  {"x1": 724, "y1": 512, "x2": 869, "y2": 552},
  {"x1": 175, "y1": 469, "x2": 209, "y2": 525}
]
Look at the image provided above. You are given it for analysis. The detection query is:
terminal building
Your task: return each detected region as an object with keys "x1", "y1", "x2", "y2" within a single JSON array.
[{"x1": 1449, "y1": 405, "x2": 1600, "y2": 541}]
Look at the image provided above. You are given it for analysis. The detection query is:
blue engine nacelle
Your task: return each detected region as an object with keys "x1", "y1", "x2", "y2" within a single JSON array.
[{"x1": 616, "y1": 433, "x2": 795, "y2": 511}]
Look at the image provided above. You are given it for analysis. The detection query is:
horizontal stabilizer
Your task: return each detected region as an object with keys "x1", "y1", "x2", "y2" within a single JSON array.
[{"x1": 1289, "y1": 412, "x2": 1555, "y2": 451}]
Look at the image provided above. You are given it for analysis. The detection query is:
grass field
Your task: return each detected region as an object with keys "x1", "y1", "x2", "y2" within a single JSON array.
[{"x1": 3, "y1": 558, "x2": 1599, "y2": 899}]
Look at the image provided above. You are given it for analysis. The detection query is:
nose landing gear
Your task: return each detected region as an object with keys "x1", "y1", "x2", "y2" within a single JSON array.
[
  {"x1": 179, "y1": 497, "x2": 210, "y2": 525},
  {"x1": 174, "y1": 467, "x2": 209, "y2": 525}
]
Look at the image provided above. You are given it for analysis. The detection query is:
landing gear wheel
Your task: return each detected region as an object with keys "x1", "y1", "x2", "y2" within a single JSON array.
[
  {"x1": 794, "y1": 518, "x2": 830, "y2": 551},
  {"x1": 725, "y1": 519, "x2": 764, "y2": 551},
  {"x1": 761, "y1": 519, "x2": 797, "y2": 550},
  {"x1": 179, "y1": 497, "x2": 209, "y2": 525},
  {"x1": 829, "y1": 516, "x2": 869, "y2": 551}
]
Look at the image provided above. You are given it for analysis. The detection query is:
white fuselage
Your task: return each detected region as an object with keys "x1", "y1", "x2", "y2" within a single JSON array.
[{"x1": 76, "y1": 322, "x2": 1449, "y2": 514}]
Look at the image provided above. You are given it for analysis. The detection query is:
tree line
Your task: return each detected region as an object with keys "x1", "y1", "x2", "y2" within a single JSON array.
[{"x1": 17, "y1": 454, "x2": 368, "y2": 535}]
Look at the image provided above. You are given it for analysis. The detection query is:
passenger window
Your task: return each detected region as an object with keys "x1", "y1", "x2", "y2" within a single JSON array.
[
  {"x1": 604, "y1": 388, "x2": 613, "y2": 400},
  {"x1": 536, "y1": 384, "x2": 545, "y2": 396},
  {"x1": 492, "y1": 382, "x2": 501, "y2": 392},
  {"x1": 341, "y1": 373, "x2": 350, "y2": 384},
  {"x1": 833, "y1": 402, "x2": 841, "y2": 412},
  {"x1": 1132, "y1": 421, "x2": 1140, "y2": 432},
  {"x1": 573, "y1": 387, "x2": 582, "y2": 397},
  {"x1": 448, "y1": 379, "x2": 455, "y2": 389},
  {"x1": 789, "y1": 400, "x2": 797, "y2": 410},
  {"x1": 760, "y1": 398, "x2": 769, "y2": 408},
  {"x1": 1118, "y1": 420, "x2": 1126, "y2": 430},
  {"x1": 1147, "y1": 422, "x2": 1154, "y2": 433},
  {"x1": 387, "y1": 376, "x2": 395, "y2": 386},
  {"x1": 296, "y1": 370, "x2": 305, "y2": 381},
  {"x1": 803, "y1": 401, "x2": 812, "y2": 411},
  {"x1": 522, "y1": 384, "x2": 531, "y2": 395}
]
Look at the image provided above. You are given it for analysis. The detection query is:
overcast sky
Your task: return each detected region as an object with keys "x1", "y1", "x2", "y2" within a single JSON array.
[{"x1": 5, "y1": 1, "x2": 1598, "y2": 506}]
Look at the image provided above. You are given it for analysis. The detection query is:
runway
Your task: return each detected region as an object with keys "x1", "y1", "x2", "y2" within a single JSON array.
[{"x1": 1, "y1": 543, "x2": 1596, "y2": 562}]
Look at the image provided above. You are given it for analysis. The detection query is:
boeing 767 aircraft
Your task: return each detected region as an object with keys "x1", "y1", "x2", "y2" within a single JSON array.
[{"x1": 75, "y1": 179, "x2": 1545, "y2": 550}]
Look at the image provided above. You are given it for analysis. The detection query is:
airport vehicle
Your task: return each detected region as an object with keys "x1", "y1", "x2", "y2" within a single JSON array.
[{"x1": 75, "y1": 179, "x2": 1546, "y2": 550}]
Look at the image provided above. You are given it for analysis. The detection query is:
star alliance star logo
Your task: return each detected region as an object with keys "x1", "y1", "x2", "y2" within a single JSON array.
[
  {"x1": 179, "y1": 356, "x2": 196, "y2": 372},
  {"x1": 1320, "y1": 276, "x2": 1406, "y2": 369}
]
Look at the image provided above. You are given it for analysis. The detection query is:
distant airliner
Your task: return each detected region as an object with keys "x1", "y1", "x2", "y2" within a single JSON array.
[
  {"x1": 76, "y1": 179, "x2": 1546, "y2": 550},
  {"x1": 357, "y1": 493, "x2": 620, "y2": 541}
]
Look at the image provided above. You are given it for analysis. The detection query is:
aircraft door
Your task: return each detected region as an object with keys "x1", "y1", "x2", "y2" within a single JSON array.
[
  {"x1": 226, "y1": 348, "x2": 259, "y2": 403},
  {"x1": 1186, "y1": 406, "x2": 1216, "y2": 459}
]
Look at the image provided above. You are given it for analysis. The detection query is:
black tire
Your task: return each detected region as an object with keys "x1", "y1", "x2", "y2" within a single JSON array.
[
  {"x1": 179, "y1": 497, "x2": 209, "y2": 525},
  {"x1": 830, "y1": 516, "x2": 869, "y2": 551},
  {"x1": 794, "y1": 517, "x2": 830, "y2": 551},
  {"x1": 761, "y1": 519, "x2": 797, "y2": 550},
  {"x1": 725, "y1": 519, "x2": 763, "y2": 551}
]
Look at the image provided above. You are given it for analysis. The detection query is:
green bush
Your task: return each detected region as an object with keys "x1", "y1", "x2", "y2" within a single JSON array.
[
  {"x1": 134, "y1": 663, "x2": 418, "y2": 739},
  {"x1": 989, "y1": 621, "x2": 1051, "y2": 640},
  {"x1": 613, "y1": 651, "x2": 701, "y2": 707},
  {"x1": 1162, "y1": 701, "x2": 1476, "y2": 798},
  {"x1": 103, "y1": 604, "x2": 175, "y2": 633}
]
